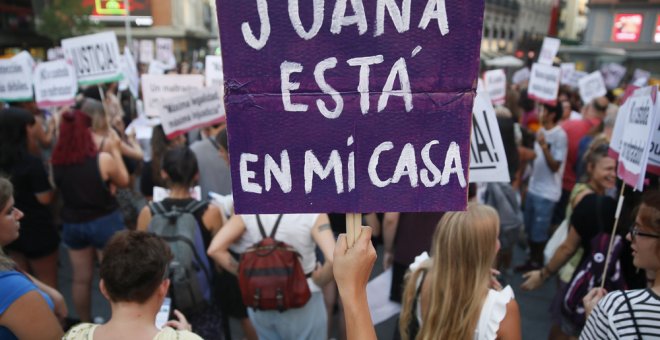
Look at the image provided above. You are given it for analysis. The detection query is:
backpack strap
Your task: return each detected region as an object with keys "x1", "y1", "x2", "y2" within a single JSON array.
[
  {"x1": 622, "y1": 291, "x2": 643, "y2": 339},
  {"x1": 149, "y1": 201, "x2": 168, "y2": 216},
  {"x1": 183, "y1": 199, "x2": 208, "y2": 215},
  {"x1": 256, "y1": 214, "x2": 284, "y2": 239}
]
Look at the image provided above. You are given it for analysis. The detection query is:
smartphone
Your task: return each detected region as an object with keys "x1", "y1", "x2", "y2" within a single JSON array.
[{"x1": 155, "y1": 297, "x2": 172, "y2": 329}]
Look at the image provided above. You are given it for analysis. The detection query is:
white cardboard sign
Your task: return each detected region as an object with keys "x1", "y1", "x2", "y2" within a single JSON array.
[
  {"x1": 155, "y1": 38, "x2": 174, "y2": 64},
  {"x1": 62, "y1": 31, "x2": 123, "y2": 85},
  {"x1": 0, "y1": 52, "x2": 34, "y2": 102},
  {"x1": 616, "y1": 86, "x2": 658, "y2": 190},
  {"x1": 469, "y1": 81, "x2": 510, "y2": 183},
  {"x1": 159, "y1": 86, "x2": 226, "y2": 138},
  {"x1": 120, "y1": 47, "x2": 140, "y2": 98},
  {"x1": 560, "y1": 63, "x2": 575, "y2": 85},
  {"x1": 633, "y1": 69, "x2": 651, "y2": 87},
  {"x1": 528, "y1": 63, "x2": 561, "y2": 105},
  {"x1": 141, "y1": 74, "x2": 204, "y2": 117},
  {"x1": 538, "y1": 37, "x2": 561, "y2": 65},
  {"x1": 512, "y1": 67, "x2": 530, "y2": 85},
  {"x1": 600, "y1": 63, "x2": 627, "y2": 90},
  {"x1": 33, "y1": 59, "x2": 77, "y2": 108},
  {"x1": 205, "y1": 55, "x2": 224, "y2": 88},
  {"x1": 578, "y1": 71, "x2": 607, "y2": 105},
  {"x1": 139, "y1": 40, "x2": 154, "y2": 64},
  {"x1": 483, "y1": 69, "x2": 506, "y2": 106},
  {"x1": 611, "y1": 89, "x2": 660, "y2": 177}
]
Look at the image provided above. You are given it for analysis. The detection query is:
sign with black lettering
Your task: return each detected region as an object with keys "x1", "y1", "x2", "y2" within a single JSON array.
[
  {"x1": 159, "y1": 86, "x2": 226, "y2": 139},
  {"x1": 578, "y1": 71, "x2": 607, "y2": 105},
  {"x1": 483, "y1": 69, "x2": 506, "y2": 106},
  {"x1": 0, "y1": 51, "x2": 34, "y2": 102},
  {"x1": 616, "y1": 86, "x2": 658, "y2": 190},
  {"x1": 62, "y1": 31, "x2": 123, "y2": 85},
  {"x1": 528, "y1": 63, "x2": 561, "y2": 105},
  {"x1": 33, "y1": 59, "x2": 77, "y2": 108},
  {"x1": 469, "y1": 82, "x2": 510, "y2": 183},
  {"x1": 141, "y1": 74, "x2": 204, "y2": 117}
]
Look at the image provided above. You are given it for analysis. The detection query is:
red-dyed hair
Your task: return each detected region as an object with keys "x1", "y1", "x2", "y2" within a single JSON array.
[{"x1": 51, "y1": 110, "x2": 98, "y2": 166}]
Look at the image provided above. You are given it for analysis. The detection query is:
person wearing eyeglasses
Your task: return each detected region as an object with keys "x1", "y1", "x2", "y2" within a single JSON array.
[{"x1": 581, "y1": 190, "x2": 660, "y2": 339}]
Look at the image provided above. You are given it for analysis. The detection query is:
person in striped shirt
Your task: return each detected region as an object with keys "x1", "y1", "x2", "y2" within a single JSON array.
[{"x1": 581, "y1": 189, "x2": 660, "y2": 339}]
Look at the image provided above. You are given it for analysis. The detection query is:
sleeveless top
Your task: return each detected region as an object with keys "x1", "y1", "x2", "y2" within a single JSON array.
[
  {"x1": 0, "y1": 270, "x2": 55, "y2": 340},
  {"x1": 409, "y1": 271, "x2": 514, "y2": 340},
  {"x1": 53, "y1": 155, "x2": 118, "y2": 223},
  {"x1": 63, "y1": 323, "x2": 202, "y2": 340}
]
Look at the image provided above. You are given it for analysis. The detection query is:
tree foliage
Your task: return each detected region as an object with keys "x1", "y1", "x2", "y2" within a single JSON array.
[{"x1": 36, "y1": 0, "x2": 101, "y2": 44}]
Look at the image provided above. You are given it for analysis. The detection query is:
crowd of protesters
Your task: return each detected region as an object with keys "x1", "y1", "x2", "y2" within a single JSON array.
[{"x1": 1, "y1": 48, "x2": 659, "y2": 340}]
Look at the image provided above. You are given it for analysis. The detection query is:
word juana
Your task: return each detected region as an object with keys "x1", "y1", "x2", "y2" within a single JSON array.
[
  {"x1": 70, "y1": 43, "x2": 118, "y2": 76},
  {"x1": 242, "y1": 0, "x2": 449, "y2": 50},
  {"x1": 239, "y1": 136, "x2": 466, "y2": 194}
]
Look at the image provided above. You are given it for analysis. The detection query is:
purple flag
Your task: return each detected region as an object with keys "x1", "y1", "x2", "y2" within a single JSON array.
[{"x1": 216, "y1": 0, "x2": 485, "y2": 213}]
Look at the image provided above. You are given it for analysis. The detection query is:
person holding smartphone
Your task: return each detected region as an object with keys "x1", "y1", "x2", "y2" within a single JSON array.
[{"x1": 64, "y1": 230, "x2": 201, "y2": 340}]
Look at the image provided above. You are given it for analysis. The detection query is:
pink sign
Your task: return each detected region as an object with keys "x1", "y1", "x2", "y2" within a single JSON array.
[{"x1": 612, "y1": 14, "x2": 643, "y2": 43}]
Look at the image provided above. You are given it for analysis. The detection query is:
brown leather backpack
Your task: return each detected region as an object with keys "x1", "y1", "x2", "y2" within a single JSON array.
[{"x1": 238, "y1": 214, "x2": 311, "y2": 311}]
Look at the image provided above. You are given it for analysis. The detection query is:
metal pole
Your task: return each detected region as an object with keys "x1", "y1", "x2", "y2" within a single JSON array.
[{"x1": 124, "y1": 0, "x2": 132, "y2": 49}]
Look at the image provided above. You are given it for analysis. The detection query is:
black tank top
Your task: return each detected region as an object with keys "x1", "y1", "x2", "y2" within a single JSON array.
[{"x1": 54, "y1": 156, "x2": 118, "y2": 223}]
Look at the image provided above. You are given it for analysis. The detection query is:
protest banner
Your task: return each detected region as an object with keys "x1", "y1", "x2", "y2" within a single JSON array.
[
  {"x1": 610, "y1": 88, "x2": 660, "y2": 177},
  {"x1": 616, "y1": 86, "x2": 658, "y2": 190},
  {"x1": 62, "y1": 31, "x2": 123, "y2": 85},
  {"x1": 33, "y1": 59, "x2": 77, "y2": 108},
  {"x1": 0, "y1": 52, "x2": 34, "y2": 102},
  {"x1": 119, "y1": 47, "x2": 140, "y2": 98},
  {"x1": 528, "y1": 63, "x2": 561, "y2": 105},
  {"x1": 560, "y1": 62, "x2": 575, "y2": 85},
  {"x1": 205, "y1": 55, "x2": 224, "y2": 88},
  {"x1": 158, "y1": 86, "x2": 226, "y2": 138},
  {"x1": 600, "y1": 63, "x2": 626, "y2": 90},
  {"x1": 483, "y1": 69, "x2": 506, "y2": 106},
  {"x1": 565, "y1": 70, "x2": 587, "y2": 89},
  {"x1": 578, "y1": 71, "x2": 607, "y2": 105},
  {"x1": 155, "y1": 38, "x2": 175, "y2": 64},
  {"x1": 512, "y1": 67, "x2": 530, "y2": 85},
  {"x1": 216, "y1": 0, "x2": 485, "y2": 214},
  {"x1": 633, "y1": 68, "x2": 651, "y2": 86},
  {"x1": 47, "y1": 47, "x2": 65, "y2": 61},
  {"x1": 538, "y1": 37, "x2": 560, "y2": 65},
  {"x1": 469, "y1": 82, "x2": 510, "y2": 183},
  {"x1": 139, "y1": 39, "x2": 154, "y2": 63},
  {"x1": 141, "y1": 74, "x2": 204, "y2": 117}
]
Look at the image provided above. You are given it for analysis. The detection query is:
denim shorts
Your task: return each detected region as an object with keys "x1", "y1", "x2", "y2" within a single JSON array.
[
  {"x1": 248, "y1": 291, "x2": 327, "y2": 340},
  {"x1": 524, "y1": 192, "x2": 556, "y2": 243},
  {"x1": 62, "y1": 210, "x2": 125, "y2": 250}
]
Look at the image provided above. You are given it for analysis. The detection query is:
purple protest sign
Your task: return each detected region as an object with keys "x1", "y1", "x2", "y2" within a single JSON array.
[{"x1": 216, "y1": 0, "x2": 484, "y2": 214}]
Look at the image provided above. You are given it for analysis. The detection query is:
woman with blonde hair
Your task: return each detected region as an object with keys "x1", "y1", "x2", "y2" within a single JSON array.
[{"x1": 400, "y1": 203, "x2": 521, "y2": 340}]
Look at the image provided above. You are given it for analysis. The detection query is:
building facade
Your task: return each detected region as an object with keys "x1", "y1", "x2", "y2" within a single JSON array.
[{"x1": 583, "y1": 0, "x2": 660, "y2": 74}]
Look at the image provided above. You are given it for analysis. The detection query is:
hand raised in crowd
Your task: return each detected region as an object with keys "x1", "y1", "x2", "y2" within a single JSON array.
[
  {"x1": 334, "y1": 226, "x2": 377, "y2": 340},
  {"x1": 582, "y1": 287, "x2": 607, "y2": 318},
  {"x1": 521, "y1": 270, "x2": 544, "y2": 291},
  {"x1": 334, "y1": 226, "x2": 377, "y2": 297},
  {"x1": 164, "y1": 309, "x2": 193, "y2": 332},
  {"x1": 536, "y1": 130, "x2": 547, "y2": 148}
]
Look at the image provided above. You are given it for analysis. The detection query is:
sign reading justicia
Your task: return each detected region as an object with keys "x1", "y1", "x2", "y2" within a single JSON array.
[{"x1": 216, "y1": 0, "x2": 485, "y2": 213}]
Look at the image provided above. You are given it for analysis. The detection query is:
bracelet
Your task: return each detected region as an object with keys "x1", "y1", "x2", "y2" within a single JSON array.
[{"x1": 540, "y1": 266, "x2": 554, "y2": 281}]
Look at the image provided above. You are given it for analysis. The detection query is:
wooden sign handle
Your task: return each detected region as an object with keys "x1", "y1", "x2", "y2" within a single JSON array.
[{"x1": 346, "y1": 213, "x2": 362, "y2": 248}]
